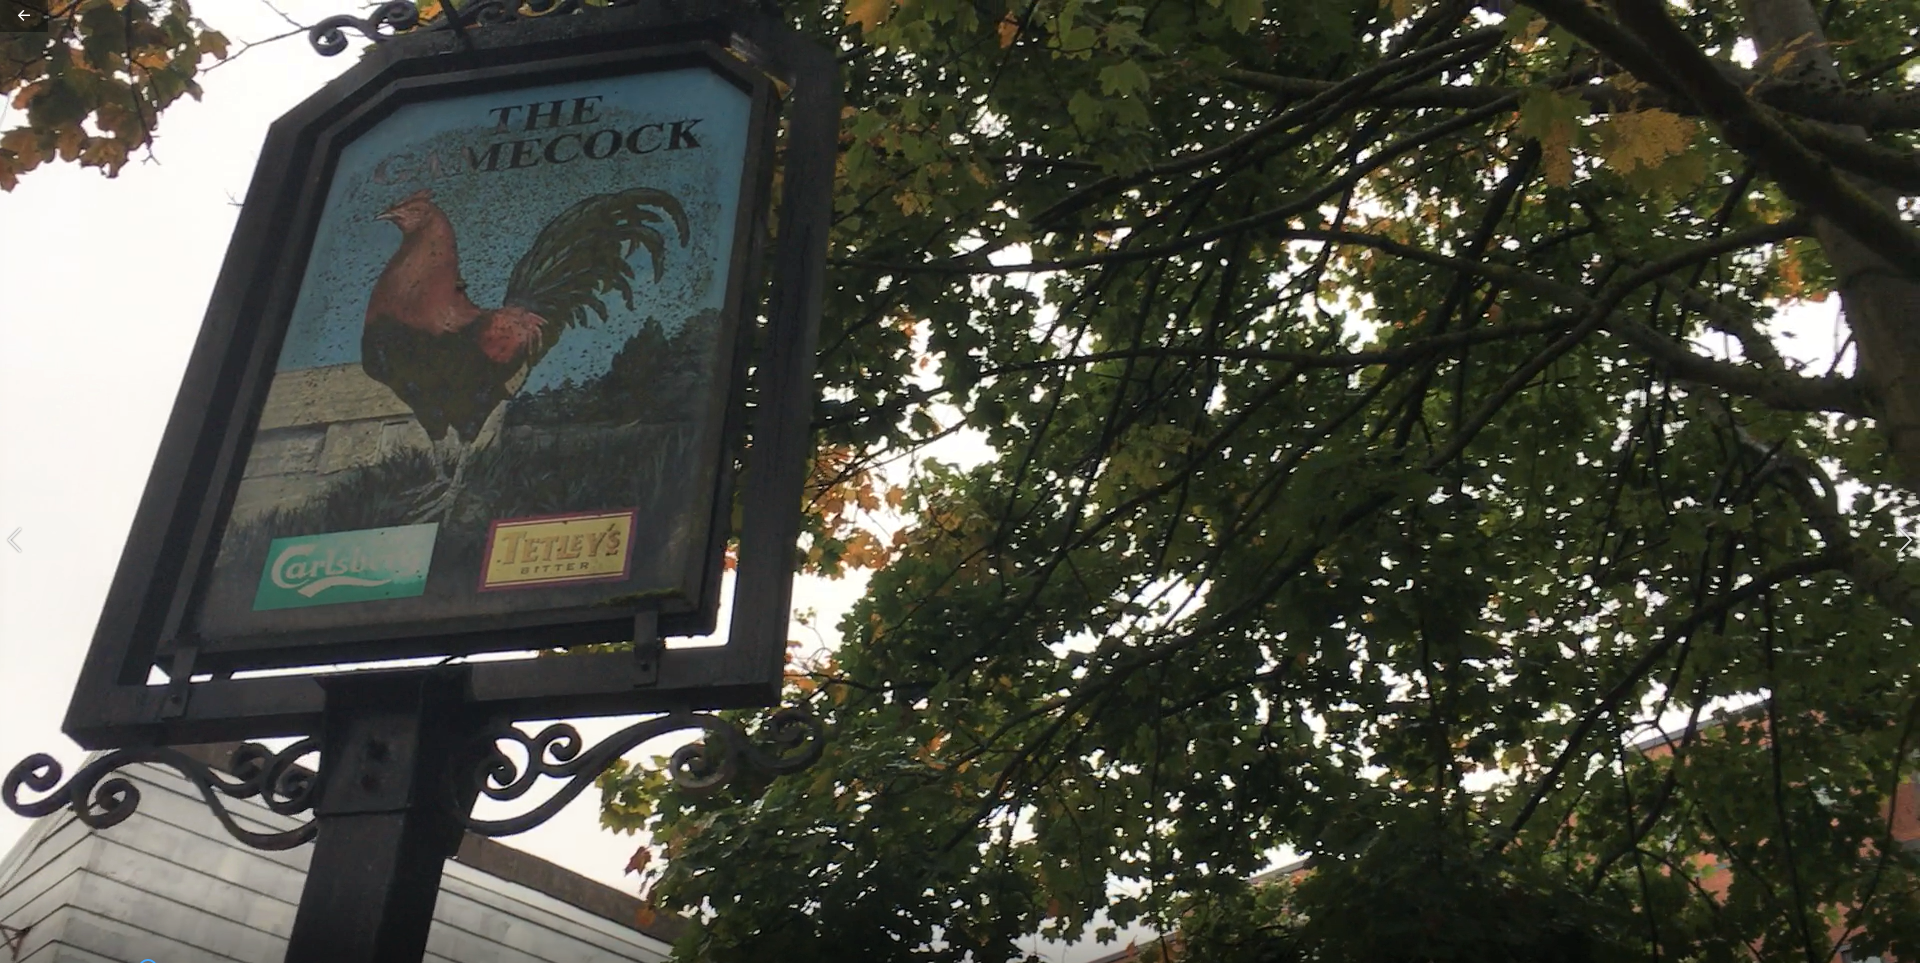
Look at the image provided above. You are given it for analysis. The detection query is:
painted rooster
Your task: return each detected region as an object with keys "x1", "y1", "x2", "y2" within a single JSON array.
[{"x1": 363, "y1": 187, "x2": 690, "y2": 519}]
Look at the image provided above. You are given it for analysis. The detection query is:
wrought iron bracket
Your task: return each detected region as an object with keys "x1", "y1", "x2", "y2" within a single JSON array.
[
  {"x1": 3, "y1": 741, "x2": 320, "y2": 851},
  {"x1": 308, "y1": 0, "x2": 780, "y2": 55},
  {"x1": 4, "y1": 704, "x2": 822, "y2": 847},
  {"x1": 308, "y1": 0, "x2": 422, "y2": 55},
  {"x1": 454, "y1": 705, "x2": 823, "y2": 836},
  {"x1": 1, "y1": 922, "x2": 28, "y2": 960}
]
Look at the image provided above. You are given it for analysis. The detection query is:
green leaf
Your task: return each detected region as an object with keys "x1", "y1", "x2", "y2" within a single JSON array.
[
  {"x1": 1097, "y1": 60, "x2": 1149, "y2": 97},
  {"x1": 1222, "y1": 0, "x2": 1262, "y2": 32},
  {"x1": 1067, "y1": 88, "x2": 1102, "y2": 129}
]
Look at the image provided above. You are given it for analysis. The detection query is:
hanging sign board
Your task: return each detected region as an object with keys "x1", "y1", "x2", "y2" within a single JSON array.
[
  {"x1": 191, "y1": 62, "x2": 767, "y2": 657},
  {"x1": 59, "y1": 4, "x2": 838, "y2": 747}
]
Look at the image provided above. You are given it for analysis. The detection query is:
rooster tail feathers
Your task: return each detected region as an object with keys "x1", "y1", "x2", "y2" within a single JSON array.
[
  {"x1": 622, "y1": 187, "x2": 691, "y2": 253},
  {"x1": 501, "y1": 188, "x2": 692, "y2": 341}
]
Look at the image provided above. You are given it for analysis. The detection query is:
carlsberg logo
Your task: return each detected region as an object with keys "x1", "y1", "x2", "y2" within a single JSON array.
[{"x1": 253, "y1": 524, "x2": 438, "y2": 610}]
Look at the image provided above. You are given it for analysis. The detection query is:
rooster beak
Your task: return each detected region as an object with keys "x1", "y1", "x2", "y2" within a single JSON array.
[{"x1": 375, "y1": 209, "x2": 399, "y2": 223}]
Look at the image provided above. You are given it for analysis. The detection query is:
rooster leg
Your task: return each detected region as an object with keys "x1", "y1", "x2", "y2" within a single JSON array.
[
  {"x1": 407, "y1": 436, "x2": 475, "y2": 523},
  {"x1": 403, "y1": 434, "x2": 459, "y2": 503}
]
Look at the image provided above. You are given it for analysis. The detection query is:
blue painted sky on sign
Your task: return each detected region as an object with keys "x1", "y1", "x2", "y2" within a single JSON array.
[{"x1": 275, "y1": 67, "x2": 750, "y2": 393}]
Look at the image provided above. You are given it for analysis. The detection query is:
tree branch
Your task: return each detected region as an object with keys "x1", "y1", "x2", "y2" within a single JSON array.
[
  {"x1": 1519, "y1": 0, "x2": 1691, "y2": 93},
  {"x1": 1236, "y1": 60, "x2": 1920, "y2": 196},
  {"x1": 1029, "y1": 26, "x2": 1508, "y2": 228},
  {"x1": 1650, "y1": 274, "x2": 1787, "y2": 371},
  {"x1": 1769, "y1": 112, "x2": 1920, "y2": 193},
  {"x1": 978, "y1": 320, "x2": 1565, "y2": 377},
  {"x1": 1225, "y1": 66, "x2": 1920, "y2": 133},
  {"x1": 1498, "y1": 551, "x2": 1844, "y2": 848},
  {"x1": 1706, "y1": 399, "x2": 1920, "y2": 626},
  {"x1": 1604, "y1": 315, "x2": 1870, "y2": 414},
  {"x1": 1593, "y1": 0, "x2": 1920, "y2": 277}
]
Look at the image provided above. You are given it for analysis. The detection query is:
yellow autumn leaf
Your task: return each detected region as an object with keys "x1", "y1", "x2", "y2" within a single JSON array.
[
  {"x1": 1763, "y1": 38, "x2": 1812, "y2": 77},
  {"x1": 1541, "y1": 124, "x2": 1573, "y2": 187},
  {"x1": 840, "y1": 529, "x2": 891, "y2": 569},
  {"x1": 1777, "y1": 243, "x2": 1804, "y2": 298},
  {"x1": 54, "y1": 126, "x2": 85, "y2": 161},
  {"x1": 10, "y1": 81, "x2": 46, "y2": 111},
  {"x1": 199, "y1": 31, "x2": 231, "y2": 61},
  {"x1": 998, "y1": 11, "x2": 1019, "y2": 47},
  {"x1": 0, "y1": 128, "x2": 41, "y2": 166},
  {"x1": 1775, "y1": 238, "x2": 1831, "y2": 303},
  {"x1": 847, "y1": 0, "x2": 892, "y2": 33},
  {"x1": 920, "y1": 731, "x2": 948, "y2": 758},
  {"x1": 79, "y1": 136, "x2": 129, "y2": 174},
  {"x1": 1508, "y1": 12, "x2": 1547, "y2": 48},
  {"x1": 1593, "y1": 108, "x2": 1697, "y2": 175},
  {"x1": 1516, "y1": 89, "x2": 1587, "y2": 188}
]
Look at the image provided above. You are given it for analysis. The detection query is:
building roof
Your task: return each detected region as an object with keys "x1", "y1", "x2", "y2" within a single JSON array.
[
  {"x1": 170, "y1": 740, "x2": 686, "y2": 944},
  {"x1": 0, "y1": 744, "x2": 680, "y2": 962}
]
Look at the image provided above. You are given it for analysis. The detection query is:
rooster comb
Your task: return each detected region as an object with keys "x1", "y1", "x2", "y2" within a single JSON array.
[{"x1": 386, "y1": 188, "x2": 434, "y2": 209}]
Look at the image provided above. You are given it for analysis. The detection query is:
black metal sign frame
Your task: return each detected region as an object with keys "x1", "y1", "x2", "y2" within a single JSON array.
[
  {"x1": 181, "y1": 41, "x2": 772, "y2": 668},
  {"x1": 186, "y1": 42, "x2": 773, "y2": 666},
  {"x1": 61, "y1": 0, "x2": 837, "y2": 749}
]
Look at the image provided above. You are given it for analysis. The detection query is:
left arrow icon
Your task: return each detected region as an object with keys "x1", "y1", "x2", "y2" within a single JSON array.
[{"x1": 6, "y1": 528, "x2": 20, "y2": 553}]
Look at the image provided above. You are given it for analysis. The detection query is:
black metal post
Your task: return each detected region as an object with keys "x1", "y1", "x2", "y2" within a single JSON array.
[{"x1": 284, "y1": 668, "x2": 482, "y2": 963}]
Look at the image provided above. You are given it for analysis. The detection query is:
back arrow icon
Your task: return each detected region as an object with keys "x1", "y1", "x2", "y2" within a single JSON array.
[
  {"x1": 15, "y1": 11, "x2": 26, "y2": 19},
  {"x1": 6, "y1": 528, "x2": 19, "y2": 553}
]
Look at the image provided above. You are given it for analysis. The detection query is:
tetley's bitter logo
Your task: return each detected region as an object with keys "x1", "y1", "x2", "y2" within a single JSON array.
[
  {"x1": 480, "y1": 510, "x2": 635, "y2": 591},
  {"x1": 253, "y1": 524, "x2": 438, "y2": 610}
]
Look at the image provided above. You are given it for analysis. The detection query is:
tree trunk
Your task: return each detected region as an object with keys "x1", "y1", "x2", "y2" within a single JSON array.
[{"x1": 1739, "y1": 0, "x2": 1920, "y2": 493}]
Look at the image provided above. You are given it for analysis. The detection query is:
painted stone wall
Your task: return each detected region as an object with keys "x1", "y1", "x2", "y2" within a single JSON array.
[{"x1": 232, "y1": 363, "x2": 506, "y2": 523}]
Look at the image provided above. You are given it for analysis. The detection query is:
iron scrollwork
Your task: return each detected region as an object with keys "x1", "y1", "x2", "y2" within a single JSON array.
[
  {"x1": 308, "y1": 0, "x2": 422, "y2": 56},
  {"x1": 3, "y1": 740, "x2": 321, "y2": 851},
  {"x1": 5, "y1": 709, "x2": 823, "y2": 845},
  {"x1": 455, "y1": 707, "x2": 824, "y2": 836},
  {"x1": 308, "y1": 0, "x2": 646, "y2": 55}
]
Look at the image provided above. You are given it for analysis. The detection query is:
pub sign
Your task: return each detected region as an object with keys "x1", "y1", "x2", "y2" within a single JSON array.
[
  {"x1": 61, "y1": 7, "x2": 837, "y2": 746},
  {"x1": 194, "y1": 61, "x2": 769, "y2": 657}
]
